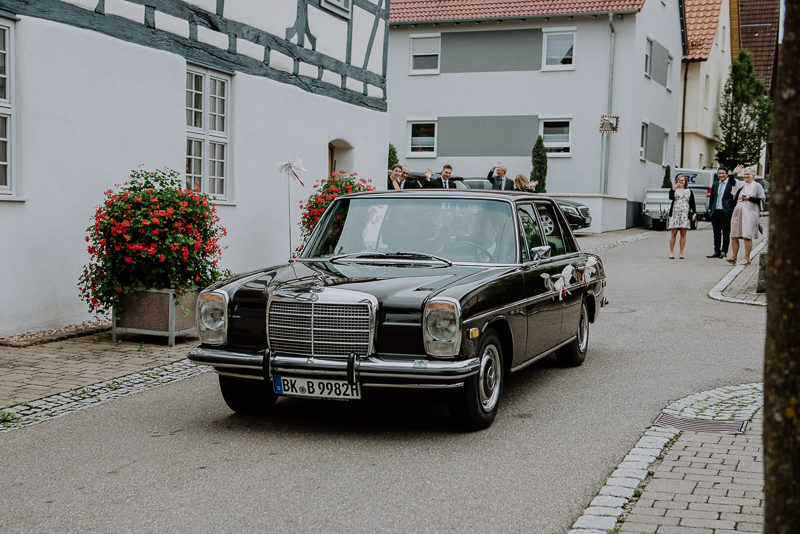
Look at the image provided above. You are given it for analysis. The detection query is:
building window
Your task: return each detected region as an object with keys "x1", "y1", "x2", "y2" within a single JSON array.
[
  {"x1": 542, "y1": 29, "x2": 576, "y2": 71},
  {"x1": 320, "y1": 0, "x2": 351, "y2": 19},
  {"x1": 704, "y1": 75, "x2": 710, "y2": 109},
  {"x1": 409, "y1": 34, "x2": 440, "y2": 75},
  {"x1": 186, "y1": 66, "x2": 230, "y2": 199},
  {"x1": 662, "y1": 132, "x2": 669, "y2": 166},
  {"x1": 666, "y1": 55, "x2": 673, "y2": 89},
  {"x1": 0, "y1": 22, "x2": 13, "y2": 197},
  {"x1": 645, "y1": 38, "x2": 653, "y2": 76},
  {"x1": 640, "y1": 123, "x2": 648, "y2": 159},
  {"x1": 407, "y1": 121, "x2": 437, "y2": 156},
  {"x1": 540, "y1": 119, "x2": 571, "y2": 156}
]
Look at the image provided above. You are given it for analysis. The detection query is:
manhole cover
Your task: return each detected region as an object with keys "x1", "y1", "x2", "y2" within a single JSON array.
[
  {"x1": 654, "y1": 412, "x2": 747, "y2": 434},
  {"x1": 600, "y1": 307, "x2": 634, "y2": 314}
]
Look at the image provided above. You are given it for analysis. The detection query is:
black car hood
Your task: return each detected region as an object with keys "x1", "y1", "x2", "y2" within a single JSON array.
[{"x1": 227, "y1": 260, "x2": 503, "y2": 311}]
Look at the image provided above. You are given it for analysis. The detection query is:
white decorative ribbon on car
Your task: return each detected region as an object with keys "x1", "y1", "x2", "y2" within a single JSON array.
[
  {"x1": 581, "y1": 257, "x2": 598, "y2": 289},
  {"x1": 277, "y1": 158, "x2": 307, "y2": 187},
  {"x1": 541, "y1": 264, "x2": 575, "y2": 301}
]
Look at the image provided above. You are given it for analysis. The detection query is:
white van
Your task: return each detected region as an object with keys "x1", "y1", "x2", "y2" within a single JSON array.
[{"x1": 674, "y1": 168, "x2": 716, "y2": 219}]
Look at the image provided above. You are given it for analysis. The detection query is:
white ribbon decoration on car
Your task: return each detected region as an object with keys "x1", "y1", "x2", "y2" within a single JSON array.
[
  {"x1": 541, "y1": 264, "x2": 576, "y2": 301},
  {"x1": 581, "y1": 257, "x2": 598, "y2": 288}
]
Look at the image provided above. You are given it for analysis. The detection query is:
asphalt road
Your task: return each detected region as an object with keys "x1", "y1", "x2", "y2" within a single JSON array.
[{"x1": 0, "y1": 224, "x2": 766, "y2": 533}]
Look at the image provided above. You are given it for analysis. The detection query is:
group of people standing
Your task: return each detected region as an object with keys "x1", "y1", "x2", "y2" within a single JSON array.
[
  {"x1": 388, "y1": 161, "x2": 539, "y2": 192},
  {"x1": 667, "y1": 164, "x2": 765, "y2": 264}
]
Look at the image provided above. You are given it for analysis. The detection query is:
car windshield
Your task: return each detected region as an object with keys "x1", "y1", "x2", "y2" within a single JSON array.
[{"x1": 301, "y1": 197, "x2": 517, "y2": 264}]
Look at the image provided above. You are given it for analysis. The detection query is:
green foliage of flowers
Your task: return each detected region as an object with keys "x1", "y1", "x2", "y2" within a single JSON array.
[
  {"x1": 295, "y1": 170, "x2": 374, "y2": 256},
  {"x1": 78, "y1": 168, "x2": 230, "y2": 315}
]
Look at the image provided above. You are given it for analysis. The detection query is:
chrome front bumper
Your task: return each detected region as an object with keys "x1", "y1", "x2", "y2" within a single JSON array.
[{"x1": 188, "y1": 346, "x2": 479, "y2": 388}]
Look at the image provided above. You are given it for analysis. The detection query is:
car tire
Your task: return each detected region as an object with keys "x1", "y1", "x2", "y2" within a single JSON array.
[
  {"x1": 448, "y1": 330, "x2": 503, "y2": 431},
  {"x1": 555, "y1": 299, "x2": 589, "y2": 367},
  {"x1": 540, "y1": 214, "x2": 555, "y2": 235},
  {"x1": 218, "y1": 374, "x2": 278, "y2": 415}
]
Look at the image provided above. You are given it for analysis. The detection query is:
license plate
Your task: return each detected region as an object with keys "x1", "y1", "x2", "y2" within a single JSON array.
[{"x1": 273, "y1": 376, "x2": 361, "y2": 400}]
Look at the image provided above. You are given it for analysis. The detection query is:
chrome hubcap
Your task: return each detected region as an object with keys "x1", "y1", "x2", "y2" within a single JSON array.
[{"x1": 479, "y1": 345, "x2": 501, "y2": 412}]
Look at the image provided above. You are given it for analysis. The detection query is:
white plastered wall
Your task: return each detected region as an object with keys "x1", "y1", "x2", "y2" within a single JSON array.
[{"x1": 0, "y1": 15, "x2": 389, "y2": 337}]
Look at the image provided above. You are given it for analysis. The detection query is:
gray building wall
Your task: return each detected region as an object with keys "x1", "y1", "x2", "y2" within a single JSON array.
[
  {"x1": 441, "y1": 29, "x2": 542, "y2": 73},
  {"x1": 438, "y1": 115, "x2": 539, "y2": 157}
]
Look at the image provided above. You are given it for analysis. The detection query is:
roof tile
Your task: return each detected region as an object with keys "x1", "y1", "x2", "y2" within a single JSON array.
[
  {"x1": 683, "y1": 0, "x2": 723, "y2": 61},
  {"x1": 389, "y1": 0, "x2": 645, "y2": 23}
]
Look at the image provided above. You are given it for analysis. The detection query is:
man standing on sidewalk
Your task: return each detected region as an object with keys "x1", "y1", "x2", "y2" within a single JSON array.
[{"x1": 707, "y1": 165, "x2": 739, "y2": 258}]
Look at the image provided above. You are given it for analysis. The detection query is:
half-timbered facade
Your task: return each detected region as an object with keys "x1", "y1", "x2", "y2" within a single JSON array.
[{"x1": 0, "y1": 0, "x2": 390, "y2": 336}]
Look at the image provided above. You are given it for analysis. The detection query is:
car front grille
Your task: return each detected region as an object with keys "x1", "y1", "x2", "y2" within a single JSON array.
[
  {"x1": 578, "y1": 207, "x2": 590, "y2": 218},
  {"x1": 267, "y1": 300, "x2": 372, "y2": 357}
]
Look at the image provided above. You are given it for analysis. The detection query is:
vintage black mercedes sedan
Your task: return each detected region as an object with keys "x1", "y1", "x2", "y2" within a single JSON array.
[{"x1": 189, "y1": 190, "x2": 607, "y2": 430}]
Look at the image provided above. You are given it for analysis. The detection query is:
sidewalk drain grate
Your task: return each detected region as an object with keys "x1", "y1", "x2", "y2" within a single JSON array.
[
  {"x1": 599, "y1": 307, "x2": 634, "y2": 314},
  {"x1": 654, "y1": 412, "x2": 747, "y2": 434}
]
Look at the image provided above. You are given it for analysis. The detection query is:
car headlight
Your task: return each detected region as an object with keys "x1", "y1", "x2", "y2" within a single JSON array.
[
  {"x1": 197, "y1": 290, "x2": 228, "y2": 345},
  {"x1": 423, "y1": 298, "x2": 461, "y2": 357},
  {"x1": 561, "y1": 206, "x2": 579, "y2": 216}
]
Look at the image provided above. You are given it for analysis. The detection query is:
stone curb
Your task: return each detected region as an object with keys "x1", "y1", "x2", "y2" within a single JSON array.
[
  {"x1": 708, "y1": 239, "x2": 768, "y2": 307},
  {"x1": 0, "y1": 358, "x2": 211, "y2": 433},
  {"x1": 0, "y1": 326, "x2": 112, "y2": 348},
  {"x1": 568, "y1": 382, "x2": 764, "y2": 534}
]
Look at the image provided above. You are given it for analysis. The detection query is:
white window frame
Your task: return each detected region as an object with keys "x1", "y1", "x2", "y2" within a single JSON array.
[
  {"x1": 640, "y1": 122, "x2": 649, "y2": 160},
  {"x1": 539, "y1": 116, "x2": 572, "y2": 158},
  {"x1": 666, "y1": 54, "x2": 673, "y2": 90},
  {"x1": 407, "y1": 119, "x2": 437, "y2": 158},
  {"x1": 542, "y1": 27, "x2": 576, "y2": 71},
  {"x1": 645, "y1": 37, "x2": 653, "y2": 77},
  {"x1": 409, "y1": 33, "x2": 441, "y2": 75},
  {"x1": 186, "y1": 65, "x2": 230, "y2": 200},
  {"x1": 321, "y1": 0, "x2": 352, "y2": 20},
  {"x1": 0, "y1": 19, "x2": 15, "y2": 199}
]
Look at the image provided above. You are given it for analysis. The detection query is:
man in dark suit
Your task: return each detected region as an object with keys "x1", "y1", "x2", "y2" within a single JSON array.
[
  {"x1": 427, "y1": 164, "x2": 457, "y2": 189},
  {"x1": 487, "y1": 162, "x2": 514, "y2": 190},
  {"x1": 707, "y1": 165, "x2": 737, "y2": 258}
]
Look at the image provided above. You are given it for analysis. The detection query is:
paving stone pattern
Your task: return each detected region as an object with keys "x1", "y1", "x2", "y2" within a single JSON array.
[{"x1": 569, "y1": 383, "x2": 764, "y2": 534}]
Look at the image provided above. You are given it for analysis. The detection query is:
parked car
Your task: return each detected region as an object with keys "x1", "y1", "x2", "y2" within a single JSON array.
[
  {"x1": 462, "y1": 178, "x2": 592, "y2": 229},
  {"x1": 189, "y1": 190, "x2": 607, "y2": 430}
]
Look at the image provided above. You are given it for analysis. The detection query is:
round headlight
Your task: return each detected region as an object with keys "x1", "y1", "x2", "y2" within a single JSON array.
[
  {"x1": 199, "y1": 300, "x2": 225, "y2": 330},
  {"x1": 426, "y1": 306, "x2": 458, "y2": 341}
]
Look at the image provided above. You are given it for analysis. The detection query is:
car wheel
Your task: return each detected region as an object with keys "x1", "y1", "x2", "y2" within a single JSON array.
[
  {"x1": 448, "y1": 330, "x2": 503, "y2": 431},
  {"x1": 218, "y1": 374, "x2": 277, "y2": 415},
  {"x1": 556, "y1": 299, "x2": 589, "y2": 367},
  {"x1": 540, "y1": 214, "x2": 555, "y2": 235}
]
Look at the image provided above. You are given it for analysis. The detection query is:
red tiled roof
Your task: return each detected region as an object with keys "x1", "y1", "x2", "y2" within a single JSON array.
[
  {"x1": 389, "y1": 0, "x2": 645, "y2": 23},
  {"x1": 683, "y1": 0, "x2": 722, "y2": 61},
  {"x1": 739, "y1": 0, "x2": 780, "y2": 91}
]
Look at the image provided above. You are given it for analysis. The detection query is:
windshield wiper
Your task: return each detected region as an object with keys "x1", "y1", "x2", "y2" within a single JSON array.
[{"x1": 330, "y1": 251, "x2": 452, "y2": 266}]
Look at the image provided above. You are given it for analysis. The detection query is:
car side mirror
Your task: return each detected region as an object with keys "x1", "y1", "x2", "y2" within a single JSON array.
[{"x1": 528, "y1": 245, "x2": 552, "y2": 266}]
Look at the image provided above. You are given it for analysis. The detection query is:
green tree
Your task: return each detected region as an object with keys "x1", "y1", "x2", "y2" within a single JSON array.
[
  {"x1": 531, "y1": 135, "x2": 548, "y2": 193},
  {"x1": 388, "y1": 143, "x2": 398, "y2": 169},
  {"x1": 662, "y1": 165, "x2": 672, "y2": 188},
  {"x1": 716, "y1": 48, "x2": 774, "y2": 168}
]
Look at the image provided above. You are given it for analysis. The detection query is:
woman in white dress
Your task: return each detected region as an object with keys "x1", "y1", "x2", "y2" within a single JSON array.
[
  {"x1": 668, "y1": 174, "x2": 697, "y2": 259},
  {"x1": 727, "y1": 166, "x2": 765, "y2": 265}
]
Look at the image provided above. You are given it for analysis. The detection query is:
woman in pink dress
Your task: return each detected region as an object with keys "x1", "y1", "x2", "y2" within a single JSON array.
[{"x1": 727, "y1": 166, "x2": 765, "y2": 265}]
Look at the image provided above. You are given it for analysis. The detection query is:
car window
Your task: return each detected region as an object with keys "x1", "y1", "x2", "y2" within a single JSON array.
[
  {"x1": 536, "y1": 203, "x2": 567, "y2": 256},
  {"x1": 302, "y1": 197, "x2": 516, "y2": 263},
  {"x1": 517, "y1": 204, "x2": 544, "y2": 261}
]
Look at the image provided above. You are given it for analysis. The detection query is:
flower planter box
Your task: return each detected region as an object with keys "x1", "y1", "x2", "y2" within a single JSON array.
[{"x1": 112, "y1": 288, "x2": 198, "y2": 346}]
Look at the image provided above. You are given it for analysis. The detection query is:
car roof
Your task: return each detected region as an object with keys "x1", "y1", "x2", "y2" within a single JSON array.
[{"x1": 345, "y1": 189, "x2": 553, "y2": 202}]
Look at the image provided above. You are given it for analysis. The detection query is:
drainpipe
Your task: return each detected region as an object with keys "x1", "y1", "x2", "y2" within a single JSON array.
[
  {"x1": 680, "y1": 61, "x2": 688, "y2": 167},
  {"x1": 601, "y1": 12, "x2": 616, "y2": 195}
]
